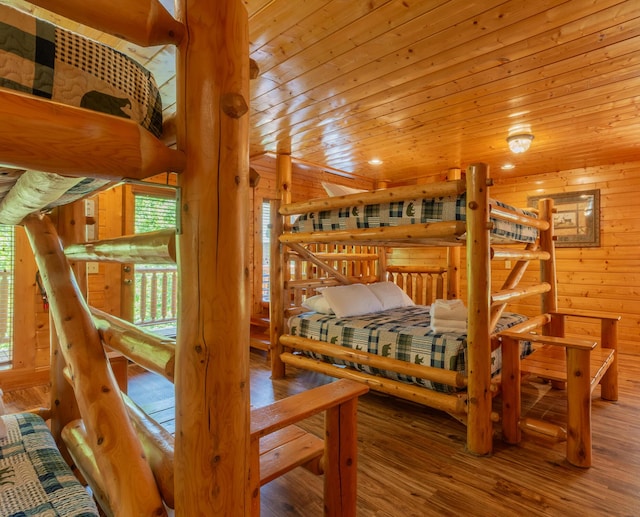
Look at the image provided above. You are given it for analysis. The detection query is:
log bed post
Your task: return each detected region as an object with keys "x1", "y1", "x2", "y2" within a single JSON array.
[
  {"x1": 49, "y1": 204, "x2": 84, "y2": 460},
  {"x1": 446, "y1": 167, "x2": 462, "y2": 300},
  {"x1": 271, "y1": 152, "x2": 292, "y2": 379},
  {"x1": 175, "y1": 0, "x2": 251, "y2": 513},
  {"x1": 538, "y1": 198, "x2": 558, "y2": 317},
  {"x1": 465, "y1": 163, "x2": 492, "y2": 456}
]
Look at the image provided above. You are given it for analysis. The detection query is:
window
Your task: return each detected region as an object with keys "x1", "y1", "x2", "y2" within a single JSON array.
[
  {"x1": 0, "y1": 225, "x2": 14, "y2": 366},
  {"x1": 133, "y1": 194, "x2": 177, "y2": 330},
  {"x1": 261, "y1": 201, "x2": 270, "y2": 302}
]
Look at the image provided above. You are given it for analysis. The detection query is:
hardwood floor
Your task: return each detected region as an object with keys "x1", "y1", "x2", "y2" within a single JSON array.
[{"x1": 4, "y1": 351, "x2": 639, "y2": 516}]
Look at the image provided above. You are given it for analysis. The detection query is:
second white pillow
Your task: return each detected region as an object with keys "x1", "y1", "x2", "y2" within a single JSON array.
[
  {"x1": 367, "y1": 281, "x2": 415, "y2": 310},
  {"x1": 321, "y1": 283, "x2": 384, "y2": 318}
]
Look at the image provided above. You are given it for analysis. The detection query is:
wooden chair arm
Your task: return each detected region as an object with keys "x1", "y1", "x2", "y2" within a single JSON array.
[
  {"x1": 250, "y1": 379, "x2": 369, "y2": 439},
  {"x1": 550, "y1": 309, "x2": 621, "y2": 322},
  {"x1": 499, "y1": 331, "x2": 597, "y2": 351}
]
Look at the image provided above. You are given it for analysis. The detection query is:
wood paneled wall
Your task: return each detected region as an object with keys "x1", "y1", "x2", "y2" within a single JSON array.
[{"x1": 490, "y1": 162, "x2": 639, "y2": 355}]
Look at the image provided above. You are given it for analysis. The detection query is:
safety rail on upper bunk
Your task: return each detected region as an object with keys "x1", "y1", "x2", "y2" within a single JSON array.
[{"x1": 0, "y1": 88, "x2": 185, "y2": 182}]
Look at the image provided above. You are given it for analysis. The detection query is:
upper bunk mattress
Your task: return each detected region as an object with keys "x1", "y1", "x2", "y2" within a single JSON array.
[
  {"x1": 0, "y1": 4, "x2": 162, "y2": 137},
  {"x1": 291, "y1": 194, "x2": 538, "y2": 243},
  {"x1": 288, "y1": 305, "x2": 531, "y2": 393}
]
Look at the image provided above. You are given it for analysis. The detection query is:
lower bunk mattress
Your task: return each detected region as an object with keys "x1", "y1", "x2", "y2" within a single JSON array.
[
  {"x1": 0, "y1": 412, "x2": 99, "y2": 517},
  {"x1": 288, "y1": 305, "x2": 531, "y2": 394}
]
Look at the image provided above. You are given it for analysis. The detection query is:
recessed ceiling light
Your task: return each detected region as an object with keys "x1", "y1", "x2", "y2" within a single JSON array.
[
  {"x1": 368, "y1": 158, "x2": 383, "y2": 165},
  {"x1": 501, "y1": 163, "x2": 515, "y2": 170}
]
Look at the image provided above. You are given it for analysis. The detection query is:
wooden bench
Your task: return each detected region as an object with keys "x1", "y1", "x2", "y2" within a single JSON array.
[
  {"x1": 499, "y1": 310, "x2": 619, "y2": 468},
  {"x1": 250, "y1": 379, "x2": 369, "y2": 516}
]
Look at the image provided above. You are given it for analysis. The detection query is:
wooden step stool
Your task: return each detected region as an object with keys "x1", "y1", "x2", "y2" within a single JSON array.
[{"x1": 499, "y1": 309, "x2": 619, "y2": 468}]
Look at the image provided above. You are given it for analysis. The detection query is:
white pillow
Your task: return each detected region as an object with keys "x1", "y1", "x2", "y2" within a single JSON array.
[
  {"x1": 301, "y1": 294, "x2": 334, "y2": 314},
  {"x1": 321, "y1": 182, "x2": 368, "y2": 197},
  {"x1": 367, "y1": 282, "x2": 415, "y2": 310},
  {"x1": 321, "y1": 284, "x2": 383, "y2": 318}
]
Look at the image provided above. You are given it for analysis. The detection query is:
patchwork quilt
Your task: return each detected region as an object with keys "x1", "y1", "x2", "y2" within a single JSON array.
[
  {"x1": 289, "y1": 305, "x2": 531, "y2": 393},
  {"x1": 0, "y1": 4, "x2": 162, "y2": 137},
  {"x1": 0, "y1": 412, "x2": 99, "y2": 517},
  {"x1": 291, "y1": 194, "x2": 539, "y2": 244}
]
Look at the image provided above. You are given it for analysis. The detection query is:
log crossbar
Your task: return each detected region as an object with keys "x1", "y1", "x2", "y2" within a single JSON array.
[
  {"x1": 28, "y1": 0, "x2": 185, "y2": 46},
  {"x1": 0, "y1": 89, "x2": 186, "y2": 181},
  {"x1": 280, "y1": 221, "x2": 466, "y2": 245},
  {"x1": 65, "y1": 229, "x2": 177, "y2": 264}
]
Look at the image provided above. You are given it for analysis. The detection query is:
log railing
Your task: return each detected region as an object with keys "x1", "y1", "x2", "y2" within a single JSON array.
[
  {"x1": 384, "y1": 265, "x2": 446, "y2": 305},
  {"x1": 134, "y1": 265, "x2": 178, "y2": 329}
]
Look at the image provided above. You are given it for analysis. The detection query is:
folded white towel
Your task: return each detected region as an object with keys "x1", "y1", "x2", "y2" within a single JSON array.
[
  {"x1": 430, "y1": 299, "x2": 467, "y2": 321},
  {"x1": 430, "y1": 319, "x2": 467, "y2": 334},
  {"x1": 0, "y1": 416, "x2": 6, "y2": 440}
]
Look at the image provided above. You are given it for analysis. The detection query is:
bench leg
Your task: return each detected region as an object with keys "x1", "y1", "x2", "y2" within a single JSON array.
[
  {"x1": 250, "y1": 438, "x2": 261, "y2": 516},
  {"x1": 600, "y1": 319, "x2": 618, "y2": 401},
  {"x1": 324, "y1": 398, "x2": 359, "y2": 517},
  {"x1": 500, "y1": 336, "x2": 521, "y2": 444},
  {"x1": 566, "y1": 348, "x2": 592, "y2": 468}
]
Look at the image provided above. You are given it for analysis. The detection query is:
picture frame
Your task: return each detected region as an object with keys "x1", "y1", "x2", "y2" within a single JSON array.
[{"x1": 527, "y1": 190, "x2": 600, "y2": 248}]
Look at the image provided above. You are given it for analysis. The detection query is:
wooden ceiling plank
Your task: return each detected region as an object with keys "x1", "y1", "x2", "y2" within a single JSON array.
[{"x1": 251, "y1": 0, "x2": 624, "y2": 112}]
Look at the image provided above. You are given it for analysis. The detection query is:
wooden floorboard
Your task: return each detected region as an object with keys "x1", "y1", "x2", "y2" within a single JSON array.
[{"x1": 3, "y1": 351, "x2": 639, "y2": 516}]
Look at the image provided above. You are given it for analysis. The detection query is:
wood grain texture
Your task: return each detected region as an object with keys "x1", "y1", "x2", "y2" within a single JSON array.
[
  {"x1": 173, "y1": 0, "x2": 251, "y2": 513},
  {"x1": 23, "y1": 214, "x2": 165, "y2": 516},
  {"x1": 0, "y1": 89, "x2": 185, "y2": 181},
  {"x1": 108, "y1": 351, "x2": 640, "y2": 516}
]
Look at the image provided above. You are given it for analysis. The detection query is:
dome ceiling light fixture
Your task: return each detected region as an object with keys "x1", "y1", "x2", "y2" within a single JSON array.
[{"x1": 507, "y1": 132, "x2": 534, "y2": 154}]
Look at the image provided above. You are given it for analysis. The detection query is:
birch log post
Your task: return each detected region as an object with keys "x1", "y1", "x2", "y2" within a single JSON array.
[
  {"x1": 23, "y1": 214, "x2": 165, "y2": 516},
  {"x1": 48, "y1": 204, "x2": 84, "y2": 463},
  {"x1": 174, "y1": 0, "x2": 251, "y2": 513}
]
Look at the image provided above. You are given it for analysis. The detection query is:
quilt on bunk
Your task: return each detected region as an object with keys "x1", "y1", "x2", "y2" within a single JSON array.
[
  {"x1": 0, "y1": 4, "x2": 163, "y2": 222},
  {"x1": 288, "y1": 305, "x2": 531, "y2": 393},
  {"x1": 0, "y1": 412, "x2": 99, "y2": 517},
  {"x1": 291, "y1": 194, "x2": 538, "y2": 243}
]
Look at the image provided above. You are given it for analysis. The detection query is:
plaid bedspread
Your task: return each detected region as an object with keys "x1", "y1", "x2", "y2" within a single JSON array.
[
  {"x1": 0, "y1": 4, "x2": 162, "y2": 137},
  {"x1": 291, "y1": 194, "x2": 538, "y2": 243},
  {"x1": 289, "y1": 306, "x2": 531, "y2": 393},
  {"x1": 0, "y1": 412, "x2": 99, "y2": 517}
]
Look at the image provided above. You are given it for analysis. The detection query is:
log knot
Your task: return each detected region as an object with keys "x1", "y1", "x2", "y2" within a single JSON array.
[{"x1": 222, "y1": 93, "x2": 248, "y2": 118}]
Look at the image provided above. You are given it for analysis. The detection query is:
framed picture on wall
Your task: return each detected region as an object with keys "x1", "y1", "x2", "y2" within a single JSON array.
[{"x1": 527, "y1": 190, "x2": 600, "y2": 248}]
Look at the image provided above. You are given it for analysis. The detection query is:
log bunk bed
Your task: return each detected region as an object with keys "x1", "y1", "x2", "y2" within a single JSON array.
[
  {"x1": 270, "y1": 161, "x2": 620, "y2": 468},
  {"x1": 0, "y1": 1, "x2": 370, "y2": 516}
]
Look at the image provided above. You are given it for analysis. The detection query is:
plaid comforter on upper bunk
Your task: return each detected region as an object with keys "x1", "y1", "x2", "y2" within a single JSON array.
[
  {"x1": 291, "y1": 194, "x2": 538, "y2": 243},
  {"x1": 288, "y1": 305, "x2": 531, "y2": 393}
]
